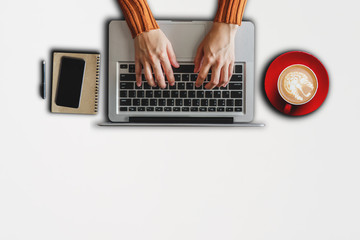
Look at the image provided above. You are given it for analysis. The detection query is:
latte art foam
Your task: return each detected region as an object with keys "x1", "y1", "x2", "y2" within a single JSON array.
[
  {"x1": 284, "y1": 71, "x2": 315, "y2": 102},
  {"x1": 278, "y1": 64, "x2": 318, "y2": 105}
]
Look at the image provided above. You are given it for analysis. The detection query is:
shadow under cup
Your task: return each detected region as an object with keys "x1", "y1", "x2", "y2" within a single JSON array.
[{"x1": 277, "y1": 64, "x2": 318, "y2": 114}]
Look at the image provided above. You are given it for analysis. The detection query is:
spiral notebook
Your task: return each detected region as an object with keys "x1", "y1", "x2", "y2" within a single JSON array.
[{"x1": 51, "y1": 52, "x2": 100, "y2": 114}]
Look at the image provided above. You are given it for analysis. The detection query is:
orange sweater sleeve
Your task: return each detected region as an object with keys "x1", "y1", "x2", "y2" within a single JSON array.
[
  {"x1": 118, "y1": 0, "x2": 159, "y2": 38},
  {"x1": 214, "y1": 0, "x2": 248, "y2": 26}
]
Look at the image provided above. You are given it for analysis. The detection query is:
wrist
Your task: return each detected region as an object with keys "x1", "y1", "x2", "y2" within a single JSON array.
[{"x1": 212, "y1": 22, "x2": 238, "y2": 37}]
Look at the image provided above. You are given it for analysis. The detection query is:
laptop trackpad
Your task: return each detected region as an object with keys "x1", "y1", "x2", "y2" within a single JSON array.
[{"x1": 160, "y1": 23, "x2": 206, "y2": 60}]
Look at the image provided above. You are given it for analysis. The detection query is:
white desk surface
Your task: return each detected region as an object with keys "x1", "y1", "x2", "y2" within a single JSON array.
[{"x1": 1, "y1": 0, "x2": 359, "y2": 239}]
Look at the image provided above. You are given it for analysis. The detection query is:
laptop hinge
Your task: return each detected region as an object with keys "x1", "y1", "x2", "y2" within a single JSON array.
[{"x1": 129, "y1": 117, "x2": 233, "y2": 124}]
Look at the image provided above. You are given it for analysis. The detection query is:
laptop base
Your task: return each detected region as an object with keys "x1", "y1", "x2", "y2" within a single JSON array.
[{"x1": 99, "y1": 122, "x2": 265, "y2": 127}]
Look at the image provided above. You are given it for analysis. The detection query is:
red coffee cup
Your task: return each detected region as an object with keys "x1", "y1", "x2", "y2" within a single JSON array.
[{"x1": 265, "y1": 51, "x2": 329, "y2": 116}]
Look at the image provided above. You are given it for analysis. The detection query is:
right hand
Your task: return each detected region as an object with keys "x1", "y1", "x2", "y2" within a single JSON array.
[{"x1": 134, "y1": 29, "x2": 179, "y2": 89}]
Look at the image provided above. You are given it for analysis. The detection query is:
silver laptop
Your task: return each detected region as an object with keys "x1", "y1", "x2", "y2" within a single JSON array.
[{"x1": 101, "y1": 20, "x2": 263, "y2": 126}]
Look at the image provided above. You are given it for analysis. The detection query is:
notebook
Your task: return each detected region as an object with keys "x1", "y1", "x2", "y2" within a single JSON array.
[{"x1": 51, "y1": 52, "x2": 100, "y2": 114}]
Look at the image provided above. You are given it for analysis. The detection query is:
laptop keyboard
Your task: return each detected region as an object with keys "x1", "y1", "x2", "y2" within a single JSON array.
[{"x1": 118, "y1": 63, "x2": 244, "y2": 113}]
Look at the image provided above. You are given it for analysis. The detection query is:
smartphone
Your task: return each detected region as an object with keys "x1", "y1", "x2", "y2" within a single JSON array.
[{"x1": 55, "y1": 56, "x2": 85, "y2": 108}]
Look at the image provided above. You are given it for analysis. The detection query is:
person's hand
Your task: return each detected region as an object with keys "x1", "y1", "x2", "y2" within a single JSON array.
[
  {"x1": 194, "y1": 22, "x2": 238, "y2": 89},
  {"x1": 134, "y1": 29, "x2": 179, "y2": 89}
]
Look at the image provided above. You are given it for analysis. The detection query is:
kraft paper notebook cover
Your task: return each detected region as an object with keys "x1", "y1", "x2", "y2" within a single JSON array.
[{"x1": 51, "y1": 52, "x2": 100, "y2": 114}]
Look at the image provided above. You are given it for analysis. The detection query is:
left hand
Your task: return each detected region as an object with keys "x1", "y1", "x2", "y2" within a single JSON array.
[{"x1": 194, "y1": 22, "x2": 238, "y2": 89}]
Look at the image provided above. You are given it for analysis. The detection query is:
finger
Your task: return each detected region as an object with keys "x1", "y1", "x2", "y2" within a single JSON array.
[
  {"x1": 228, "y1": 61, "x2": 234, "y2": 80},
  {"x1": 166, "y1": 42, "x2": 179, "y2": 68},
  {"x1": 193, "y1": 45, "x2": 204, "y2": 73},
  {"x1": 143, "y1": 61, "x2": 156, "y2": 87},
  {"x1": 218, "y1": 64, "x2": 229, "y2": 87},
  {"x1": 160, "y1": 56, "x2": 175, "y2": 86},
  {"x1": 152, "y1": 60, "x2": 166, "y2": 89},
  {"x1": 205, "y1": 65, "x2": 221, "y2": 90},
  {"x1": 135, "y1": 59, "x2": 142, "y2": 87},
  {"x1": 195, "y1": 58, "x2": 211, "y2": 88}
]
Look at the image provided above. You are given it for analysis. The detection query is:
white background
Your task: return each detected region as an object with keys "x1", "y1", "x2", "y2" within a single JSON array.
[{"x1": 1, "y1": 0, "x2": 359, "y2": 239}]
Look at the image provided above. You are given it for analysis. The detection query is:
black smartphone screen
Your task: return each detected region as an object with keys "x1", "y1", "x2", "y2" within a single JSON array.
[{"x1": 55, "y1": 56, "x2": 85, "y2": 108}]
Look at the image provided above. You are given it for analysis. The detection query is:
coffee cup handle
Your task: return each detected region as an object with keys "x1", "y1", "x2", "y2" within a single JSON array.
[{"x1": 284, "y1": 103, "x2": 292, "y2": 114}]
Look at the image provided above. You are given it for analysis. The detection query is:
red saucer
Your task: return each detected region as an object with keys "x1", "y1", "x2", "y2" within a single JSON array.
[{"x1": 264, "y1": 51, "x2": 329, "y2": 116}]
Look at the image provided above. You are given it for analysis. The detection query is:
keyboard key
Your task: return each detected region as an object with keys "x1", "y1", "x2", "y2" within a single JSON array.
[
  {"x1": 197, "y1": 91, "x2": 204, "y2": 98},
  {"x1": 164, "y1": 107, "x2": 172, "y2": 112},
  {"x1": 171, "y1": 91, "x2": 179, "y2": 98},
  {"x1": 120, "y1": 74, "x2": 136, "y2": 81},
  {"x1": 182, "y1": 107, "x2": 190, "y2": 112},
  {"x1": 199, "y1": 107, "x2": 207, "y2": 112},
  {"x1": 229, "y1": 83, "x2": 242, "y2": 90},
  {"x1": 226, "y1": 99, "x2": 234, "y2": 106},
  {"x1": 154, "y1": 91, "x2": 162, "y2": 98},
  {"x1": 138, "y1": 107, "x2": 145, "y2": 111},
  {"x1": 176, "y1": 99, "x2": 183, "y2": 106},
  {"x1": 235, "y1": 108, "x2": 242, "y2": 112},
  {"x1": 173, "y1": 64, "x2": 195, "y2": 73},
  {"x1": 137, "y1": 90, "x2": 144, "y2": 98},
  {"x1": 182, "y1": 74, "x2": 189, "y2": 81},
  {"x1": 208, "y1": 107, "x2": 216, "y2": 112},
  {"x1": 218, "y1": 99, "x2": 225, "y2": 106},
  {"x1": 226, "y1": 107, "x2": 234, "y2": 112},
  {"x1": 155, "y1": 107, "x2": 163, "y2": 112},
  {"x1": 188, "y1": 91, "x2": 196, "y2": 98},
  {"x1": 145, "y1": 90, "x2": 153, "y2": 98},
  {"x1": 231, "y1": 74, "x2": 242, "y2": 81},
  {"x1": 129, "y1": 90, "x2": 136, "y2": 97},
  {"x1": 119, "y1": 107, "x2": 128, "y2": 111},
  {"x1": 141, "y1": 99, "x2": 149, "y2": 106},
  {"x1": 129, "y1": 64, "x2": 135, "y2": 73},
  {"x1": 222, "y1": 91, "x2": 230, "y2": 98},
  {"x1": 167, "y1": 99, "x2": 174, "y2": 106},
  {"x1": 217, "y1": 107, "x2": 225, "y2": 112},
  {"x1": 191, "y1": 74, "x2": 197, "y2": 81},
  {"x1": 159, "y1": 99, "x2": 166, "y2": 106},
  {"x1": 210, "y1": 99, "x2": 217, "y2": 106},
  {"x1": 231, "y1": 91, "x2": 242, "y2": 98},
  {"x1": 120, "y1": 99, "x2": 131, "y2": 106},
  {"x1": 120, "y1": 82, "x2": 134, "y2": 89},
  {"x1": 174, "y1": 74, "x2": 181, "y2": 81},
  {"x1": 184, "y1": 99, "x2": 191, "y2": 106},
  {"x1": 178, "y1": 83, "x2": 185, "y2": 89},
  {"x1": 146, "y1": 107, "x2": 154, "y2": 111},
  {"x1": 192, "y1": 99, "x2": 200, "y2": 106},
  {"x1": 180, "y1": 91, "x2": 187, "y2": 98},
  {"x1": 235, "y1": 99, "x2": 243, "y2": 106},
  {"x1": 235, "y1": 65, "x2": 243, "y2": 73},
  {"x1": 150, "y1": 99, "x2": 157, "y2": 106},
  {"x1": 191, "y1": 107, "x2": 199, "y2": 112},
  {"x1": 120, "y1": 90, "x2": 127, "y2": 97},
  {"x1": 129, "y1": 107, "x2": 136, "y2": 111},
  {"x1": 205, "y1": 91, "x2": 213, "y2": 98},
  {"x1": 120, "y1": 64, "x2": 128, "y2": 69},
  {"x1": 186, "y1": 82, "x2": 194, "y2": 89},
  {"x1": 173, "y1": 107, "x2": 180, "y2": 112},
  {"x1": 133, "y1": 99, "x2": 140, "y2": 106},
  {"x1": 214, "y1": 91, "x2": 221, "y2": 98},
  {"x1": 201, "y1": 99, "x2": 208, "y2": 106},
  {"x1": 144, "y1": 83, "x2": 151, "y2": 89},
  {"x1": 163, "y1": 91, "x2": 170, "y2": 98}
]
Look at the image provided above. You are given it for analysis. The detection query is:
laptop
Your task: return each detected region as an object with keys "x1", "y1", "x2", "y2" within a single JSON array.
[{"x1": 101, "y1": 20, "x2": 264, "y2": 127}]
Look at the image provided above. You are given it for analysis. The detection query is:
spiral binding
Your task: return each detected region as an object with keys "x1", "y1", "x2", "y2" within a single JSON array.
[{"x1": 95, "y1": 55, "x2": 100, "y2": 113}]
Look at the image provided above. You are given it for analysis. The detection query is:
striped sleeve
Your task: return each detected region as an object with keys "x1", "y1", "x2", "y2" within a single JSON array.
[
  {"x1": 118, "y1": 0, "x2": 159, "y2": 38},
  {"x1": 214, "y1": 0, "x2": 248, "y2": 26}
]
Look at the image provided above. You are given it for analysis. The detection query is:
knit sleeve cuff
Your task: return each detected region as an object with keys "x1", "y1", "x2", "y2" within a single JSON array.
[
  {"x1": 214, "y1": 0, "x2": 247, "y2": 26},
  {"x1": 118, "y1": 0, "x2": 160, "y2": 38}
]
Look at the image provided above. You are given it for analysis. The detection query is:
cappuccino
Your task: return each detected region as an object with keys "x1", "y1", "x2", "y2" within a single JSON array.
[{"x1": 278, "y1": 64, "x2": 318, "y2": 105}]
